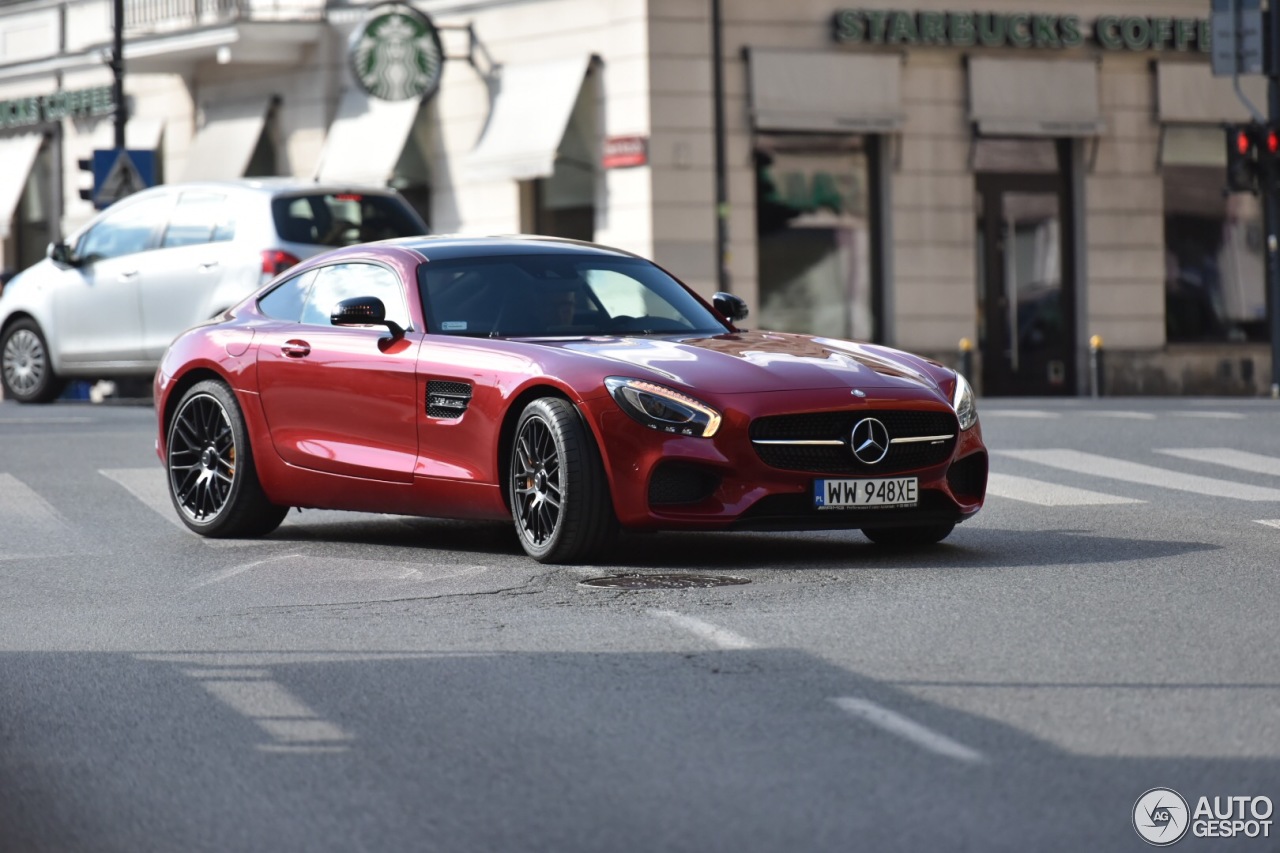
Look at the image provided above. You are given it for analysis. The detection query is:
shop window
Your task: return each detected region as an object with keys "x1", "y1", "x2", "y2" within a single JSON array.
[
  {"x1": 1163, "y1": 165, "x2": 1266, "y2": 343},
  {"x1": 755, "y1": 134, "x2": 878, "y2": 341},
  {"x1": 519, "y1": 70, "x2": 597, "y2": 241}
]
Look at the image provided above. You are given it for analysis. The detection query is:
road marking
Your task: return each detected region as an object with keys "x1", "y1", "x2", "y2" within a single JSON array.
[
  {"x1": 1157, "y1": 448, "x2": 1280, "y2": 478},
  {"x1": 981, "y1": 410, "x2": 1060, "y2": 419},
  {"x1": 1255, "y1": 520, "x2": 1280, "y2": 529},
  {"x1": 1172, "y1": 412, "x2": 1246, "y2": 420},
  {"x1": 186, "y1": 667, "x2": 352, "y2": 751},
  {"x1": 0, "y1": 473, "x2": 79, "y2": 559},
  {"x1": 1080, "y1": 411, "x2": 1155, "y2": 420},
  {"x1": 986, "y1": 473, "x2": 1144, "y2": 506},
  {"x1": 651, "y1": 610, "x2": 758, "y2": 650},
  {"x1": 997, "y1": 449, "x2": 1280, "y2": 501},
  {"x1": 190, "y1": 554, "x2": 304, "y2": 589},
  {"x1": 0, "y1": 417, "x2": 96, "y2": 425},
  {"x1": 830, "y1": 697, "x2": 987, "y2": 764},
  {"x1": 99, "y1": 468, "x2": 278, "y2": 547}
]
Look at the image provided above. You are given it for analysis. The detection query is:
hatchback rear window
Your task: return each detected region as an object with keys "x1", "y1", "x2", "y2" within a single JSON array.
[{"x1": 271, "y1": 193, "x2": 423, "y2": 247}]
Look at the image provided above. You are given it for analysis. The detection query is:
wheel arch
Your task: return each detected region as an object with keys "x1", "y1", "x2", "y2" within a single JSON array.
[
  {"x1": 496, "y1": 383, "x2": 583, "y2": 513},
  {"x1": 160, "y1": 366, "x2": 233, "y2": 453}
]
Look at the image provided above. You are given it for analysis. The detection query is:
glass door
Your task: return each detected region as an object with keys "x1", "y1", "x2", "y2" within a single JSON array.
[{"x1": 975, "y1": 173, "x2": 1075, "y2": 396}]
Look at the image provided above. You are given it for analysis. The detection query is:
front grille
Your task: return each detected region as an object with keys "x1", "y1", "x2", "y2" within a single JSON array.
[
  {"x1": 750, "y1": 409, "x2": 957, "y2": 475},
  {"x1": 426, "y1": 380, "x2": 472, "y2": 419},
  {"x1": 648, "y1": 463, "x2": 720, "y2": 506}
]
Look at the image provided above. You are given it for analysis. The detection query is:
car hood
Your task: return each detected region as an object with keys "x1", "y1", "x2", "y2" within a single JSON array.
[{"x1": 533, "y1": 331, "x2": 945, "y2": 395}]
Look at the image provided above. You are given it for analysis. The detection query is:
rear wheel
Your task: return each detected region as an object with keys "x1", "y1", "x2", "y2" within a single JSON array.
[
  {"x1": 861, "y1": 523, "x2": 955, "y2": 546},
  {"x1": 166, "y1": 379, "x2": 287, "y2": 537},
  {"x1": 1, "y1": 319, "x2": 65, "y2": 403},
  {"x1": 510, "y1": 397, "x2": 618, "y2": 563}
]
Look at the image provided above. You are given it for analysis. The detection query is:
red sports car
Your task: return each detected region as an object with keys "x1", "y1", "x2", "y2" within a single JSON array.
[{"x1": 155, "y1": 236, "x2": 987, "y2": 563}]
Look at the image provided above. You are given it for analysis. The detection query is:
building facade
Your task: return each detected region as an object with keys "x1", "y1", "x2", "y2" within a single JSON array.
[{"x1": 0, "y1": 0, "x2": 1266, "y2": 395}]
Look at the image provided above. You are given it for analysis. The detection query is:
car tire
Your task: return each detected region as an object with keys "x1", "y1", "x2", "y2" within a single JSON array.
[
  {"x1": 166, "y1": 378, "x2": 288, "y2": 538},
  {"x1": 1, "y1": 319, "x2": 66, "y2": 404},
  {"x1": 861, "y1": 523, "x2": 955, "y2": 546},
  {"x1": 510, "y1": 397, "x2": 618, "y2": 564}
]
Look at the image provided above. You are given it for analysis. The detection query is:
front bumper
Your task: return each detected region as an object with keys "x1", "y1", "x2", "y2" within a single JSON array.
[{"x1": 581, "y1": 387, "x2": 987, "y2": 532}]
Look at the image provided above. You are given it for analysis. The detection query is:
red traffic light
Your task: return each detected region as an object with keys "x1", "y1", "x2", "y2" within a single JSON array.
[
  {"x1": 1269, "y1": 130, "x2": 1279, "y2": 155},
  {"x1": 1238, "y1": 130, "x2": 1252, "y2": 155}
]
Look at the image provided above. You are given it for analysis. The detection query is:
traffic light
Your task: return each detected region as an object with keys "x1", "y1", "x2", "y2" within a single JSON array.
[
  {"x1": 77, "y1": 157, "x2": 94, "y2": 202},
  {"x1": 1225, "y1": 123, "x2": 1280, "y2": 194}
]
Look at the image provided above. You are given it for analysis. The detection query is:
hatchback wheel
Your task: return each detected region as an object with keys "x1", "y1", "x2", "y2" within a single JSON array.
[
  {"x1": 166, "y1": 379, "x2": 287, "y2": 537},
  {"x1": 510, "y1": 397, "x2": 618, "y2": 563},
  {"x1": 1, "y1": 319, "x2": 65, "y2": 404}
]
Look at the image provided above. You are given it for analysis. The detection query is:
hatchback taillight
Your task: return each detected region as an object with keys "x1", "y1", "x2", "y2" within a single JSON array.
[{"x1": 261, "y1": 250, "x2": 300, "y2": 276}]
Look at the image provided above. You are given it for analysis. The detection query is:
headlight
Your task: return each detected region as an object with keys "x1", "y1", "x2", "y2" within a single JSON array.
[
  {"x1": 952, "y1": 372, "x2": 977, "y2": 431},
  {"x1": 605, "y1": 377, "x2": 722, "y2": 438}
]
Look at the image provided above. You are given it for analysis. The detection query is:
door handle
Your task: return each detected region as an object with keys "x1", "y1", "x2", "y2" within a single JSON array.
[
  {"x1": 281, "y1": 340, "x2": 311, "y2": 358},
  {"x1": 198, "y1": 261, "x2": 220, "y2": 271},
  {"x1": 117, "y1": 270, "x2": 139, "y2": 281}
]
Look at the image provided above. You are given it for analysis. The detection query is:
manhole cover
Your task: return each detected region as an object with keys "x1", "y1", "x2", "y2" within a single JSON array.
[{"x1": 578, "y1": 573, "x2": 750, "y2": 590}]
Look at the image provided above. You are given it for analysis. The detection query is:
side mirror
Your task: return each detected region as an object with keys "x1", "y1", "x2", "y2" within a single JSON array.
[
  {"x1": 47, "y1": 241, "x2": 77, "y2": 268},
  {"x1": 712, "y1": 291, "x2": 749, "y2": 323},
  {"x1": 331, "y1": 296, "x2": 404, "y2": 338}
]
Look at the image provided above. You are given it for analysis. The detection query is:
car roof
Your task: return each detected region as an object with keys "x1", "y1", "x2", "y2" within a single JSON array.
[
  {"x1": 373, "y1": 234, "x2": 646, "y2": 262},
  {"x1": 138, "y1": 178, "x2": 405, "y2": 197}
]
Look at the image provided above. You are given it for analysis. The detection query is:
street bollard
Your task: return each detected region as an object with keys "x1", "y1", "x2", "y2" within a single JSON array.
[
  {"x1": 958, "y1": 337, "x2": 974, "y2": 382},
  {"x1": 1089, "y1": 334, "x2": 1104, "y2": 397}
]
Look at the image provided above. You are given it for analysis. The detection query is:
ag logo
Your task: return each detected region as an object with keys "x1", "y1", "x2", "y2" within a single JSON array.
[
  {"x1": 1134, "y1": 788, "x2": 1190, "y2": 846},
  {"x1": 349, "y1": 3, "x2": 444, "y2": 102}
]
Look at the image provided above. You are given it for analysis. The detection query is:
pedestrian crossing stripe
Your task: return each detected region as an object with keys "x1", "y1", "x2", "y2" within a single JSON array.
[
  {"x1": 0, "y1": 473, "x2": 79, "y2": 560},
  {"x1": 986, "y1": 473, "x2": 1144, "y2": 506},
  {"x1": 996, "y1": 449, "x2": 1280, "y2": 501},
  {"x1": 1157, "y1": 448, "x2": 1280, "y2": 479}
]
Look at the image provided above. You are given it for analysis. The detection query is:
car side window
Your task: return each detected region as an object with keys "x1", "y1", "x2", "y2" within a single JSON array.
[
  {"x1": 300, "y1": 263, "x2": 411, "y2": 330},
  {"x1": 258, "y1": 269, "x2": 318, "y2": 322},
  {"x1": 161, "y1": 192, "x2": 233, "y2": 249},
  {"x1": 76, "y1": 195, "x2": 171, "y2": 263}
]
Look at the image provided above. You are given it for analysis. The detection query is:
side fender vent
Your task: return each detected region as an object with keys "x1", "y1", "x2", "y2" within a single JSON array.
[{"x1": 426, "y1": 380, "x2": 473, "y2": 419}]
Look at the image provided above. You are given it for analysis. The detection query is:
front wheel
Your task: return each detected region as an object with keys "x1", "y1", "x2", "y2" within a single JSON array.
[
  {"x1": 166, "y1": 379, "x2": 287, "y2": 538},
  {"x1": 1, "y1": 319, "x2": 65, "y2": 403},
  {"x1": 861, "y1": 523, "x2": 955, "y2": 546},
  {"x1": 510, "y1": 397, "x2": 618, "y2": 564}
]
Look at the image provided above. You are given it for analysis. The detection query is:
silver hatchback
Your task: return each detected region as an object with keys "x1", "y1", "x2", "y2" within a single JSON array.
[{"x1": 0, "y1": 178, "x2": 427, "y2": 403}]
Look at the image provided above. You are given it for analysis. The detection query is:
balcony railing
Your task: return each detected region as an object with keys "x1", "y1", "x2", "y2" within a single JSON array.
[{"x1": 124, "y1": 0, "x2": 323, "y2": 32}]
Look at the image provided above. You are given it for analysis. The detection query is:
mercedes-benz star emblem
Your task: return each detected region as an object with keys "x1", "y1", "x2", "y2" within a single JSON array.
[{"x1": 851, "y1": 417, "x2": 890, "y2": 465}]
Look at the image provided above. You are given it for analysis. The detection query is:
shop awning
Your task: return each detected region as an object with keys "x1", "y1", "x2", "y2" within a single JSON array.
[
  {"x1": 1157, "y1": 61, "x2": 1265, "y2": 124},
  {"x1": 313, "y1": 89, "x2": 422, "y2": 186},
  {"x1": 182, "y1": 96, "x2": 273, "y2": 181},
  {"x1": 748, "y1": 50, "x2": 902, "y2": 132},
  {"x1": 0, "y1": 133, "x2": 43, "y2": 240},
  {"x1": 464, "y1": 55, "x2": 593, "y2": 182},
  {"x1": 968, "y1": 58, "x2": 1103, "y2": 137}
]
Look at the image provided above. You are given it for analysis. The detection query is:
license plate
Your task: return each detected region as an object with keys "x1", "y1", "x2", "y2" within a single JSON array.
[{"x1": 814, "y1": 477, "x2": 918, "y2": 509}]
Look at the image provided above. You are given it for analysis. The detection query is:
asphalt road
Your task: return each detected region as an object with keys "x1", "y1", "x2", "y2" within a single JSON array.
[{"x1": 1, "y1": 396, "x2": 1278, "y2": 852}]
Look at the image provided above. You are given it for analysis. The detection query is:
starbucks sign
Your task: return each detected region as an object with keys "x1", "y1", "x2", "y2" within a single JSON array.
[{"x1": 349, "y1": 4, "x2": 444, "y2": 102}]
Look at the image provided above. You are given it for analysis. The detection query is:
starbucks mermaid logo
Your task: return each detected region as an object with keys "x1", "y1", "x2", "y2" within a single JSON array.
[{"x1": 349, "y1": 4, "x2": 444, "y2": 102}]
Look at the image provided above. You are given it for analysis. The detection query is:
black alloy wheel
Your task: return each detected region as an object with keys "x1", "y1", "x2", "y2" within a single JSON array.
[
  {"x1": 1, "y1": 319, "x2": 65, "y2": 403},
  {"x1": 510, "y1": 397, "x2": 618, "y2": 563},
  {"x1": 166, "y1": 379, "x2": 287, "y2": 538},
  {"x1": 861, "y1": 522, "x2": 955, "y2": 546}
]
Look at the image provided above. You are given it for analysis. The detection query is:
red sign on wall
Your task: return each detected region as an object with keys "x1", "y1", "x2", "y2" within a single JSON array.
[{"x1": 602, "y1": 135, "x2": 649, "y2": 169}]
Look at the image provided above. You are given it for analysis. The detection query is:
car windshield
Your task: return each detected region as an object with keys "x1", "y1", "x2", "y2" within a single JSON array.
[
  {"x1": 416, "y1": 254, "x2": 731, "y2": 338},
  {"x1": 271, "y1": 193, "x2": 424, "y2": 247}
]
